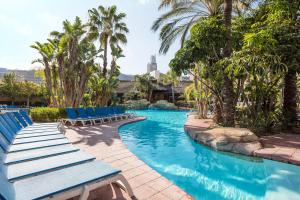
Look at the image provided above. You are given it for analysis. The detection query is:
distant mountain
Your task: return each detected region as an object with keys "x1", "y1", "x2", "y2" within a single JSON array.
[{"x1": 118, "y1": 73, "x2": 135, "y2": 81}]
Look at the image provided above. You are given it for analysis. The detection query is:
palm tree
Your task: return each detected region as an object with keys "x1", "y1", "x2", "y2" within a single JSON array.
[
  {"x1": 31, "y1": 42, "x2": 57, "y2": 106},
  {"x1": 88, "y1": 5, "x2": 129, "y2": 77},
  {"x1": 134, "y1": 74, "x2": 156, "y2": 102},
  {"x1": 154, "y1": 0, "x2": 240, "y2": 126},
  {"x1": 222, "y1": 0, "x2": 235, "y2": 126},
  {"x1": 152, "y1": 0, "x2": 223, "y2": 54},
  {"x1": 161, "y1": 70, "x2": 180, "y2": 102}
]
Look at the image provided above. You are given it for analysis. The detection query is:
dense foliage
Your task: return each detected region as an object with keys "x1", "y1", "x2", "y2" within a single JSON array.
[
  {"x1": 0, "y1": 73, "x2": 47, "y2": 106},
  {"x1": 157, "y1": 0, "x2": 300, "y2": 132}
]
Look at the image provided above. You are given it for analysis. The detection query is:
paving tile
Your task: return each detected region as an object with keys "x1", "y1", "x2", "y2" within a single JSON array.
[
  {"x1": 254, "y1": 148, "x2": 279, "y2": 159},
  {"x1": 133, "y1": 185, "x2": 158, "y2": 200},
  {"x1": 161, "y1": 185, "x2": 187, "y2": 200},
  {"x1": 148, "y1": 192, "x2": 169, "y2": 200},
  {"x1": 271, "y1": 147, "x2": 296, "y2": 162},
  {"x1": 123, "y1": 166, "x2": 148, "y2": 179},
  {"x1": 148, "y1": 177, "x2": 173, "y2": 191},
  {"x1": 290, "y1": 149, "x2": 300, "y2": 165}
]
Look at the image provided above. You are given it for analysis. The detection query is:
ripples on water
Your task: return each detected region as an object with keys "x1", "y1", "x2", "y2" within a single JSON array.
[{"x1": 119, "y1": 110, "x2": 300, "y2": 200}]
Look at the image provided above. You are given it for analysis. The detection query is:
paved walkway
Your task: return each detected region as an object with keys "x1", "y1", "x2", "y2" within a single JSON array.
[
  {"x1": 184, "y1": 115, "x2": 300, "y2": 166},
  {"x1": 254, "y1": 134, "x2": 300, "y2": 165},
  {"x1": 65, "y1": 117, "x2": 193, "y2": 200}
]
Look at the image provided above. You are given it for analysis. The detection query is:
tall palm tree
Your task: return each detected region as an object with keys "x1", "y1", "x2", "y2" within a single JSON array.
[
  {"x1": 88, "y1": 5, "x2": 129, "y2": 77},
  {"x1": 222, "y1": 0, "x2": 235, "y2": 126},
  {"x1": 154, "y1": 0, "x2": 242, "y2": 126},
  {"x1": 152, "y1": 0, "x2": 223, "y2": 54},
  {"x1": 31, "y1": 42, "x2": 57, "y2": 106}
]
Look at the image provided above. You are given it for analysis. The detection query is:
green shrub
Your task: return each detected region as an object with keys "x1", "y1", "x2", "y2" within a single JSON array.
[
  {"x1": 175, "y1": 100, "x2": 196, "y2": 108},
  {"x1": 30, "y1": 107, "x2": 66, "y2": 122},
  {"x1": 149, "y1": 100, "x2": 178, "y2": 110},
  {"x1": 123, "y1": 99, "x2": 150, "y2": 109}
]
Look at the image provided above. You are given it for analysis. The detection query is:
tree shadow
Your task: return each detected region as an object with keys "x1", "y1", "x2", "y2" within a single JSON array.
[{"x1": 66, "y1": 123, "x2": 122, "y2": 147}]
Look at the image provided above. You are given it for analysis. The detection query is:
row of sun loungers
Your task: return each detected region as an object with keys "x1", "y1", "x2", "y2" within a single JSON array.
[
  {"x1": 64, "y1": 107, "x2": 135, "y2": 126},
  {"x1": 0, "y1": 110, "x2": 134, "y2": 200},
  {"x1": 0, "y1": 105, "x2": 19, "y2": 109}
]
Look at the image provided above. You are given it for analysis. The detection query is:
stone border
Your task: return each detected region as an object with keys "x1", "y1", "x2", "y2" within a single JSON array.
[{"x1": 184, "y1": 114, "x2": 300, "y2": 166}]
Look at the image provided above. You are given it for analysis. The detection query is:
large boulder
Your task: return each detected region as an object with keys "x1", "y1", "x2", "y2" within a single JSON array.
[{"x1": 187, "y1": 127, "x2": 262, "y2": 156}]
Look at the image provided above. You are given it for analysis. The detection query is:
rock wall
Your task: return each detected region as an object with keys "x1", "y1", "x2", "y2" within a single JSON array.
[{"x1": 185, "y1": 115, "x2": 262, "y2": 156}]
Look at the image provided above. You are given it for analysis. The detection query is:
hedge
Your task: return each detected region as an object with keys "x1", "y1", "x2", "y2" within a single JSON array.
[{"x1": 30, "y1": 107, "x2": 66, "y2": 122}]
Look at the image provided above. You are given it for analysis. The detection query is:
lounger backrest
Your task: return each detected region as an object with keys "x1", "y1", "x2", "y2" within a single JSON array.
[
  {"x1": 114, "y1": 107, "x2": 120, "y2": 114},
  {"x1": 7, "y1": 113, "x2": 22, "y2": 130},
  {"x1": 0, "y1": 162, "x2": 14, "y2": 200},
  {"x1": 66, "y1": 108, "x2": 78, "y2": 119},
  {"x1": 0, "y1": 117, "x2": 15, "y2": 139},
  {"x1": 119, "y1": 107, "x2": 125, "y2": 114},
  {"x1": 13, "y1": 112, "x2": 28, "y2": 128},
  {"x1": 20, "y1": 110, "x2": 33, "y2": 125},
  {"x1": 0, "y1": 130, "x2": 10, "y2": 152},
  {"x1": 95, "y1": 107, "x2": 104, "y2": 117},
  {"x1": 77, "y1": 108, "x2": 88, "y2": 118},
  {"x1": 106, "y1": 107, "x2": 113, "y2": 115},
  {"x1": 0, "y1": 123, "x2": 14, "y2": 143},
  {"x1": 1, "y1": 115, "x2": 19, "y2": 134},
  {"x1": 86, "y1": 108, "x2": 96, "y2": 117}
]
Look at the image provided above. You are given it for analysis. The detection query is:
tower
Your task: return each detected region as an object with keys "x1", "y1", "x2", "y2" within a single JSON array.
[{"x1": 147, "y1": 55, "x2": 157, "y2": 73}]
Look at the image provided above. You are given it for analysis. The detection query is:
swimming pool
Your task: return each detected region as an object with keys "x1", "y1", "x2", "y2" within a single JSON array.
[{"x1": 119, "y1": 110, "x2": 300, "y2": 200}]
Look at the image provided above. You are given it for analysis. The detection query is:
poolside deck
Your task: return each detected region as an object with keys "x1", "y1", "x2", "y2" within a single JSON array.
[{"x1": 65, "y1": 117, "x2": 193, "y2": 200}]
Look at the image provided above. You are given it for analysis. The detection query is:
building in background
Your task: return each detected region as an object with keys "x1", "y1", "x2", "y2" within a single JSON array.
[{"x1": 147, "y1": 55, "x2": 157, "y2": 73}]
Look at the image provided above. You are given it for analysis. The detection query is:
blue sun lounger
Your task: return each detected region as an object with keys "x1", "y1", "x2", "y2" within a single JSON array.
[
  {"x1": 17, "y1": 111, "x2": 60, "y2": 130},
  {"x1": 0, "y1": 113, "x2": 134, "y2": 200},
  {"x1": 0, "y1": 114, "x2": 68, "y2": 152},
  {"x1": 1, "y1": 113, "x2": 62, "y2": 136},
  {"x1": 63, "y1": 108, "x2": 93, "y2": 126},
  {"x1": 95, "y1": 107, "x2": 114, "y2": 123},
  {"x1": 86, "y1": 107, "x2": 104, "y2": 125},
  {"x1": 77, "y1": 108, "x2": 103, "y2": 125}
]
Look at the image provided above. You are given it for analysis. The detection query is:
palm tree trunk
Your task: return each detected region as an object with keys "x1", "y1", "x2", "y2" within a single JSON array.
[
  {"x1": 102, "y1": 36, "x2": 108, "y2": 77},
  {"x1": 171, "y1": 85, "x2": 175, "y2": 102},
  {"x1": 27, "y1": 96, "x2": 30, "y2": 107},
  {"x1": 283, "y1": 69, "x2": 298, "y2": 128},
  {"x1": 44, "y1": 60, "x2": 57, "y2": 107},
  {"x1": 222, "y1": 0, "x2": 235, "y2": 126}
]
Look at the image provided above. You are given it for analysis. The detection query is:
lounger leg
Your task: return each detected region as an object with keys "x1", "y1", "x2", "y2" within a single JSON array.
[
  {"x1": 79, "y1": 185, "x2": 90, "y2": 200},
  {"x1": 115, "y1": 174, "x2": 134, "y2": 197}
]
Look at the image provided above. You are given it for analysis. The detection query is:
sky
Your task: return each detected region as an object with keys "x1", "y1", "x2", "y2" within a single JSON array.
[{"x1": 0, "y1": 0, "x2": 180, "y2": 75}]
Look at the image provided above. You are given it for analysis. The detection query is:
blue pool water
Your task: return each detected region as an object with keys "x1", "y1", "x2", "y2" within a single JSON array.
[{"x1": 119, "y1": 110, "x2": 300, "y2": 200}]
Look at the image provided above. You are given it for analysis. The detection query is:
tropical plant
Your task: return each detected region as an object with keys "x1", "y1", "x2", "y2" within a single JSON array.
[
  {"x1": 87, "y1": 5, "x2": 128, "y2": 106},
  {"x1": 31, "y1": 42, "x2": 57, "y2": 106},
  {"x1": 152, "y1": 0, "x2": 223, "y2": 54},
  {"x1": 88, "y1": 5, "x2": 129, "y2": 77},
  {"x1": 19, "y1": 81, "x2": 40, "y2": 107},
  {"x1": 134, "y1": 74, "x2": 156, "y2": 102},
  {"x1": 161, "y1": 70, "x2": 180, "y2": 102},
  {"x1": 31, "y1": 5, "x2": 128, "y2": 108}
]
